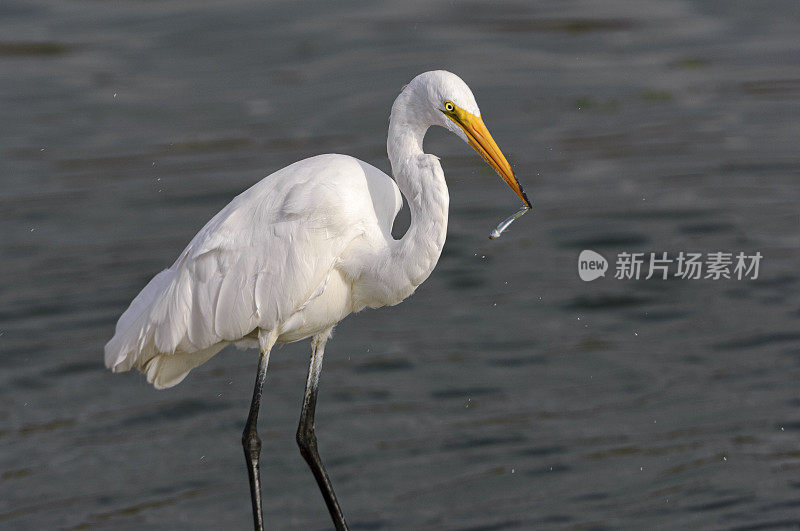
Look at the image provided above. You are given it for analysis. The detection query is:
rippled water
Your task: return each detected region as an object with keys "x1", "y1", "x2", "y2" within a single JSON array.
[{"x1": 2, "y1": 0, "x2": 800, "y2": 528}]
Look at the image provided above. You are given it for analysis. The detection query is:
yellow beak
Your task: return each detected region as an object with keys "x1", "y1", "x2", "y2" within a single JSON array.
[{"x1": 443, "y1": 105, "x2": 531, "y2": 208}]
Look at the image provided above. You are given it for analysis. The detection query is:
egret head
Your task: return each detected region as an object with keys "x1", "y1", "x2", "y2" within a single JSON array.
[{"x1": 404, "y1": 70, "x2": 530, "y2": 208}]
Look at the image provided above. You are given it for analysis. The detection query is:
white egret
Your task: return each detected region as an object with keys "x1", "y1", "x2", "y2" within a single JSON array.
[{"x1": 105, "y1": 70, "x2": 530, "y2": 530}]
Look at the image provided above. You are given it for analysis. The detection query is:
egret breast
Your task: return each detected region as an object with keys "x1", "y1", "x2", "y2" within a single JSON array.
[{"x1": 277, "y1": 269, "x2": 354, "y2": 343}]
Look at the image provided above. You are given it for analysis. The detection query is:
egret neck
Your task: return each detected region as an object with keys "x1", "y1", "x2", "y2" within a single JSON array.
[{"x1": 385, "y1": 88, "x2": 450, "y2": 298}]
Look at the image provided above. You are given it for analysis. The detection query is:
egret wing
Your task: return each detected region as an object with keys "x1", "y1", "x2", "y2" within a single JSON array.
[{"x1": 105, "y1": 155, "x2": 388, "y2": 387}]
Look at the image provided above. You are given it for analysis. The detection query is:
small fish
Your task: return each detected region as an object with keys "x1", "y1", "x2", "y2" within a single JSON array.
[{"x1": 489, "y1": 205, "x2": 530, "y2": 239}]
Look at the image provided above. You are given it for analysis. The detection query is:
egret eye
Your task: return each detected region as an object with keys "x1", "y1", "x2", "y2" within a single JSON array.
[{"x1": 444, "y1": 101, "x2": 455, "y2": 112}]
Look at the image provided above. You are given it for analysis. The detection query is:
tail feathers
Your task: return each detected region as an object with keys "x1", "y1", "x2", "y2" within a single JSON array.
[
  {"x1": 143, "y1": 343, "x2": 226, "y2": 389},
  {"x1": 104, "y1": 268, "x2": 177, "y2": 373},
  {"x1": 104, "y1": 267, "x2": 226, "y2": 388}
]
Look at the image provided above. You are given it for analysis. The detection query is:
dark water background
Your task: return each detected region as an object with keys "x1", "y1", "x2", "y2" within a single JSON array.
[{"x1": 2, "y1": 0, "x2": 800, "y2": 528}]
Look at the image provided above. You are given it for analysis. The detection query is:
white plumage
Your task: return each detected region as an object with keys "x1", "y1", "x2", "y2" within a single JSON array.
[
  {"x1": 105, "y1": 70, "x2": 527, "y2": 391},
  {"x1": 105, "y1": 154, "x2": 401, "y2": 388}
]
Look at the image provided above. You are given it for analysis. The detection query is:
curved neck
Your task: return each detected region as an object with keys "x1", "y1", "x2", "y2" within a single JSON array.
[{"x1": 384, "y1": 94, "x2": 449, "y2": 292}]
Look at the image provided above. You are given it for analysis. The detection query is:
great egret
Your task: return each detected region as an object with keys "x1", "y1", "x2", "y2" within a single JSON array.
[{"x1": 105, "y1": 70, "x2": 530, "y2": 530}]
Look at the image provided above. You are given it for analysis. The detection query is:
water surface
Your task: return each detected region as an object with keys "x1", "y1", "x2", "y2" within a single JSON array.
[{"x1": 2, "y1": 0, "x2": 799, "y2": 528}]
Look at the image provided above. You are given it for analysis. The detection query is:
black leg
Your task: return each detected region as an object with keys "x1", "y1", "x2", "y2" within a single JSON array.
[
  {"x1": 296, "y1": 331, "x2": 348, "y2": 530},
  {"x1": 243, "y1": 349, "x2": 270, "y2": 531}
]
